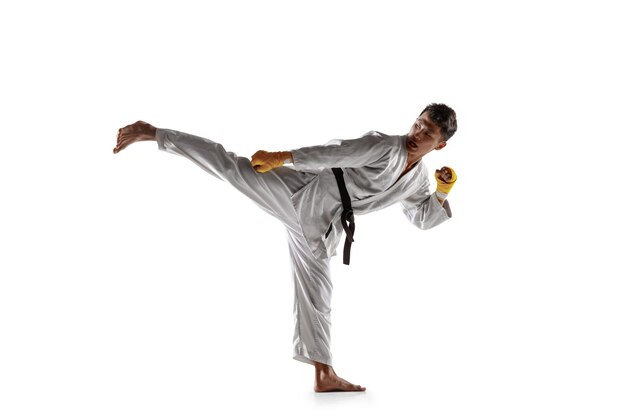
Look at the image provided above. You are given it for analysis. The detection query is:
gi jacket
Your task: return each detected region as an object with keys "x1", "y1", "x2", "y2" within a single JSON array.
[{"x1": 290, "y1": 131, "x2": 452, "y2": 260}]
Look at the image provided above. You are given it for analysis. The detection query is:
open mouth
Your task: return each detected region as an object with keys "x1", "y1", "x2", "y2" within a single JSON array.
[{"x1": 409, "y1": 140, "x2": 418, "y2": 150}]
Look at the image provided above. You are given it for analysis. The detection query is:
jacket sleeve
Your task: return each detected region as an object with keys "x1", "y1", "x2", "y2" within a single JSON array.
[
  {"x1": 400, "y1": 189, "x2": 452, "y2": 230},
  {"x1": 290, "y1": 132, "x2": 391, "y2": 171}
]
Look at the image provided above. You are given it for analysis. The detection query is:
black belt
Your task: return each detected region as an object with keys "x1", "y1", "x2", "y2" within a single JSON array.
[{"x1": 331, "y1": 168, "x2": 355, "y2": 265}]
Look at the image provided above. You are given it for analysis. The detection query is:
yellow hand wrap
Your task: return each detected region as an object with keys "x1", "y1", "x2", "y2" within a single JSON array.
[
  {"x1": 435, "y1": 167, "x2": 457, "y2": 200},
  {"x1": 251, "y1": 150, "x2": 291, "y2": 173}
]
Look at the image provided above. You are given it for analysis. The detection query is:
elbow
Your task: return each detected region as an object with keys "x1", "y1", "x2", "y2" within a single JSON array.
[
  {"x1": 402, "y1": 202, "x2": 451, "y2": 230},
  {"x1": 403, "y1": 207, "x2": 431, "y2": 230}
]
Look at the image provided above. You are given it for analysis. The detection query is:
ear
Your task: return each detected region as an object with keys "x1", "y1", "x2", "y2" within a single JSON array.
[{"x1": 435, "y1": 141, "x2": 447, "y2": 151}]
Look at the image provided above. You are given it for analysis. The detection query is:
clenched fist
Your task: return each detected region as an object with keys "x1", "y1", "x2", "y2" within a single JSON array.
[
  {"x1": 435, "y1": 166, "x2": 457, "y2": 199},
  {"x1": 251, "y1": 150, "x2": 292, "y2": 173}
]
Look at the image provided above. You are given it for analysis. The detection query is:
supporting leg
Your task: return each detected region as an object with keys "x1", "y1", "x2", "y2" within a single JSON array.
[
  {"x1": 286, "y1": 229, "x2": 366, "y2": 392},
  {"x1": 286, "y1": 227, "x2": 334, "y2": 366}
]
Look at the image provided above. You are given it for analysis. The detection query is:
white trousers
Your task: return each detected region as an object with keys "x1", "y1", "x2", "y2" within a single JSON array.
[{"x1": 156, "y1": 129, "x2": 334, "y2": 366}]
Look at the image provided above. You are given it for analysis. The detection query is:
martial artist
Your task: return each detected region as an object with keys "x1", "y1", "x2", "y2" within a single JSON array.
[{"x1": 113, "y1": 103, "x2": 458, "y2": 392}]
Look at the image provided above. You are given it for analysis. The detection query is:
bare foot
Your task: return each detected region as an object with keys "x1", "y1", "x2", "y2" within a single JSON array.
[
  {"x1": 314, "y1": 362, "x2": 366, "y2": 392},
  {"x1": 113, "y1": 120, "x2": 157, "y2": 154}
]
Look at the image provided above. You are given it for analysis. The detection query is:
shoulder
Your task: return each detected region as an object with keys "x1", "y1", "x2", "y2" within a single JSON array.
[
  {"x1": 362, "y1": 130, "x2": 387, "y2": 138},
  {"x1": 324, "y1": 131, "x2": 387, "y2": 147},
  {"x1": 358, "y1": 131, "x2": 395, "y2": 146}
]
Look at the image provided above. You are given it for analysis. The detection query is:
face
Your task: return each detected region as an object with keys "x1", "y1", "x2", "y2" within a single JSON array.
[{"x1": 406, "y1": 111, "x2": 446, "y2": 161}]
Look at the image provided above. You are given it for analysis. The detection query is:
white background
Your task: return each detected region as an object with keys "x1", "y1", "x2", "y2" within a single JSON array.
[{"x1": 1, "y1": 1, "x2": 625, "y2": 416}]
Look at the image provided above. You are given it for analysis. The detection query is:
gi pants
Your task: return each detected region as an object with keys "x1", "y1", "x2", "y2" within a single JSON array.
[{"x1": 155, "y1": 129, "x2": 334, "y2": 366}]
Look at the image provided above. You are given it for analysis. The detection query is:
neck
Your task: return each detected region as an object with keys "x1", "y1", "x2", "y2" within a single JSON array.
[{"x1": 405, "y1": 156, "x2": 421, "y2": 171}]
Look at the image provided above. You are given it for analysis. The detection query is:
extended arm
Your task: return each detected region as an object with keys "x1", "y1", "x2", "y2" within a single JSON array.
[{"x1": 251, "y1": 132, "x2": 389, "y2": 173}]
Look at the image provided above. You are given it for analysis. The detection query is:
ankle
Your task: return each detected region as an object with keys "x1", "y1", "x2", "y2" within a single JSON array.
[{"x1": 314, "y1": 361, "x2": 334, "y2": 376}]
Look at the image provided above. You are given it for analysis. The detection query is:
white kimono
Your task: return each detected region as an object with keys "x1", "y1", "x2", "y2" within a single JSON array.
[
  {"x1": 155, "y1": 128, "x2": 451, "y2": 366},
  {"x1": 291, "y1": 131, "x2": 452, "y2": 259}
]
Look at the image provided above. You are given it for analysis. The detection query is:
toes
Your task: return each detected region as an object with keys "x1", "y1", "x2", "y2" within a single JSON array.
[{"x1": 338, "y1": 379, "x2": 365, "y2": 392}]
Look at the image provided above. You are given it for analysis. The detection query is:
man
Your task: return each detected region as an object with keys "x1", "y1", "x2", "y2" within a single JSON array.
[{"x1": 113, "y1": 103, "x2": 458, "y2": 392}]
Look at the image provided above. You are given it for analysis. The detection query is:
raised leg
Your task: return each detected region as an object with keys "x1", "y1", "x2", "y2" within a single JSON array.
[{"x1": 153, "y1": 127, "x2": 315, "y2": 233}]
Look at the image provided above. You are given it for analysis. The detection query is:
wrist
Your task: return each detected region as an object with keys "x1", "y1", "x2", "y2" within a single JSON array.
[
  {"x1": 147, "y1": 125, "x2": 157, "y2": 140},
  {"x1": 281, "y1": 151, "x2": 293, "y2": 164}
]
